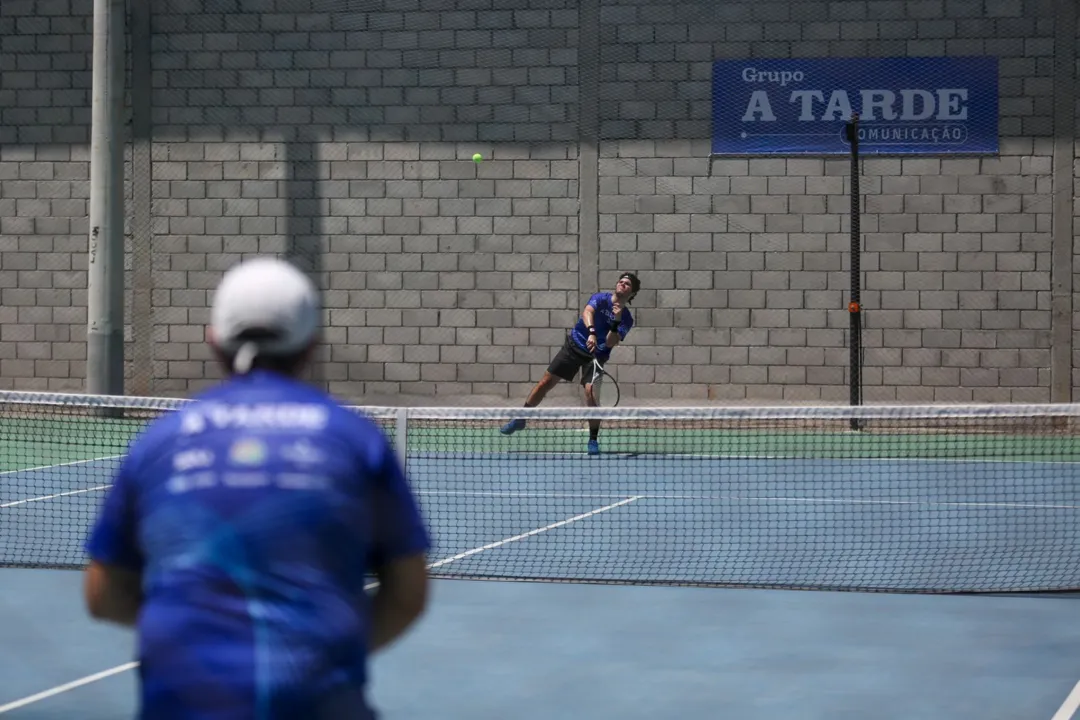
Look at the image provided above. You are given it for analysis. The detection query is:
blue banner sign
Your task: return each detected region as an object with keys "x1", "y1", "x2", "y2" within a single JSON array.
[{"x1": 711, "y1": 57, "x2": 998, "y2": 156}]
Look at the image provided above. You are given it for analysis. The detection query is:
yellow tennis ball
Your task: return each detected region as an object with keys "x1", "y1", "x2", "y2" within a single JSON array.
[{"x1": 472, "y1": 153, "x2": 483, "y2": 163}]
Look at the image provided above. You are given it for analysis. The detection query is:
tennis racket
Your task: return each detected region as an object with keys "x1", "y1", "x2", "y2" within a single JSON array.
[{"x1": 588, "y1": 356, "x2": 620, "y2": 408}]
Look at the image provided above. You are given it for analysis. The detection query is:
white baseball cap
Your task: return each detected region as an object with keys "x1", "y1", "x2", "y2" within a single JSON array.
[{"x1": 210, "y1": 256, "x2": 320, "y2": 373}]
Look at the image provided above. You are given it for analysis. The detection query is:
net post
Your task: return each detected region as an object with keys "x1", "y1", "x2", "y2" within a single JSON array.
[
  {"x1": 394, "y1": 407, "x2": 409, "y2": 472},
  {"x1": 845, "y1": 113, "x2": 863, "y2": 431}
]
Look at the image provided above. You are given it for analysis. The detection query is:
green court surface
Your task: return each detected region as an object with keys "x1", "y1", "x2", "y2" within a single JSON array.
[
  {"x1": 4, "y1": 413, "x2": 1080, "y2": 472},
  {"x1": 0, "y1": 418, "x2": 142, "y2": 473},
  {"x1": 408, "y1": 424, "x2": 1080, "y2": 461}
]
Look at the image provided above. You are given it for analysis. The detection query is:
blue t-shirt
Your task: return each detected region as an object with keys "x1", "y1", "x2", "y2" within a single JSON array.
[
  {"x1": 569, "y1": 292, "x2": 634, "y2": 362},
  {"x1": 85, "y1": 370, "x2": 430, "y2": 720}
]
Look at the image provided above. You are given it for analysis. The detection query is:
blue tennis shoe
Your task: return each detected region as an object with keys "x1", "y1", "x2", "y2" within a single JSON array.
[{"x1": 500, "y1": 418, "x2": 526, "y2": 435}]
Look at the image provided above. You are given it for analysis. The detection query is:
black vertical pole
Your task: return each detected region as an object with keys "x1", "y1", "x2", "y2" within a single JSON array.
[{"x1": 846, "y1": 113, "x2": 862, "y2": 431}]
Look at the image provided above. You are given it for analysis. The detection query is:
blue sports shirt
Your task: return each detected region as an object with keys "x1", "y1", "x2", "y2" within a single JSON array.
[
  {"x1": 569, "y1": 292, "x2": 634, "y2": 362},
  {"x1": 85, "y1": 370, "x2": 430, "y2": 720}
]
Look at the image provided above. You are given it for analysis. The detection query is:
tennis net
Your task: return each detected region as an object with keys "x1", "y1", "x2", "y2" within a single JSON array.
[{"x1": 3, "y1": 389, "x2": 1080, "y2": 594}]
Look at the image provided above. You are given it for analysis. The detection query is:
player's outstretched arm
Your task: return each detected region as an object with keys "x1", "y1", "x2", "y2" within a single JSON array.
[
  {"x1": 368, "y1": 553, "x2": 429, "y2": 654},
  {"x1": 83, "y1": 458, "x2": 145, "y2": 628},
  {"x1": 366, "y1": 435, "x2": 431, "y2": 654},
  {"x1": 84, "y1": 561, "x2": 143, "y2": 627}
]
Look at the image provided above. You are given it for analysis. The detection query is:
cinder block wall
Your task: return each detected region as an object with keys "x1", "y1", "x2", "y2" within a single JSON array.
[{"x1": 0, "y1": 0, "x2": 1076, "y2": 406}]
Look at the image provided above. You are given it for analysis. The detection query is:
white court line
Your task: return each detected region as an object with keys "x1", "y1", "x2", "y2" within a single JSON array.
[
  {"x1": 1051, "y1": 678, "x2": 1080, "y2": 720},
  {"x1": 0, "y1": 662, "x2": 138, "y2": 715},
  {"x1": 0, "y1": 455, "x2": 121, "y2": 508},
  {"x1": 1, "y1": 485, "x2": 113, "y2": 508},
  {"x1": 361, "y1": 495, "x2": 642, "y2": 592},
  {"x1": 427, "y1": 495, "x2": 642, "y2": 570},
  {"x1": 0, "y1": 495, "x2": 642, "y2": 715},
  {"x1": 6, "y1": 482, "x2": 1075, "y2": 512},
  {"x1": 0, "y1": 455, "x2": 123, "y2": 478}
]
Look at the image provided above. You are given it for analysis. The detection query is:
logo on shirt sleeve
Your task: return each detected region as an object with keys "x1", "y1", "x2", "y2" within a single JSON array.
[
  {"x1": 173, "y1": 448, "x2": 214, "y2": 472},
  {"x1": 280, "y1": 439, "x2": 326, "y2": 465},
  {"x1": 229, "y1": 438, "x2": 268, "y2": 466},
  {"x1": 180, "y1": 411, "x2": 206, "y2": 435},
  {"x1": 166, "y1": 471, "x2": 216, "y2": 495}
]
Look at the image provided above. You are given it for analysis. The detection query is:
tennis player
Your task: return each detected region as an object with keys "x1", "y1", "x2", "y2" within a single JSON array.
[
  {"x1": 83, "y1": 257, "x2": 430, "y2": 720},
  {"x1": 500, "y1": 272, "x2": 640, "y2": 455}
]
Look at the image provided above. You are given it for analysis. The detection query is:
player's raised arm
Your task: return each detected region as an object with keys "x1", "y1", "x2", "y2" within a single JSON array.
[
  {"x1": 605, "y1": 297, "x2": 624, "y2": 350},
  {"x1": 582, "y1": 301, "x2": 598, "y2": 353},
  {"x1": 603, "y1": 273, "x2": 639, "y2": 352}
]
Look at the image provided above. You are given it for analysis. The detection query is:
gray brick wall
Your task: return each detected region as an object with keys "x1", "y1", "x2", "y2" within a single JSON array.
[
  {"x1": 0, "y1": 0, "x2": 92, "y2": 392},
  {"x1": 1, "y1": 0, "x2": 1077, "y2": 405},
  {"x1": 139, "y1": 0, "x2": 582, "y2": 402},
  {"x1": 599, "y1": 142, "x2": 1057, "y2": 403},
  {"x1": 143, "y1": 140, "x2": 582, "y2": 404},
  {"x1": 598, "y1": 0, "x2": 1062, "y2": 404}
]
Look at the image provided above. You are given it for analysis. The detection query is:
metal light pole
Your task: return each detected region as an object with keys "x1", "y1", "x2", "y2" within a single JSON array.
[{"x1": 86, "y1": 0, "x2": 127, "y2": 397}]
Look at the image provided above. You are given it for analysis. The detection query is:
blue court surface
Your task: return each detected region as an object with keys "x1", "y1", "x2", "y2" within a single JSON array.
[
  {"x1": 3, "y1": 571, "x2": 1080, "y2": 718},
  {"x1": 5, "y1": 445, "x2": 1080, "y2": 717},
  {"x1": 7, "y1": 452, "x2": 1080, "y2": 592}
]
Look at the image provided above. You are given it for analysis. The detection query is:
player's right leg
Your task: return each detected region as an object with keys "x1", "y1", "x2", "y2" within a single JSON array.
[
  {"x1": 501, "y1": 338, "x2": 582, "y2": 435},
  {"x1": 501, "y1": 372, "x2": 562, "y2": 434},
  {"x1": 524, "y1": 371, "x2": 561, "y2": 407}
]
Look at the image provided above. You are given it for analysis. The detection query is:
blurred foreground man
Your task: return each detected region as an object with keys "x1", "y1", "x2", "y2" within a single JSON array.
[{"x1": 84, "y1": 256, "x2": 430, "y2": 720}]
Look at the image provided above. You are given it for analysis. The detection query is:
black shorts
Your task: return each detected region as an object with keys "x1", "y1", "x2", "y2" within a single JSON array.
[{"x1": 547, "y1": 334, "x2": 604, "y2": 385}]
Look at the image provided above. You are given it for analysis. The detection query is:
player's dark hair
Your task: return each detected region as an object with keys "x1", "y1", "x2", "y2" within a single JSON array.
[{"x1": 619, "y1": 272, "x2": 641, "y2": 303}]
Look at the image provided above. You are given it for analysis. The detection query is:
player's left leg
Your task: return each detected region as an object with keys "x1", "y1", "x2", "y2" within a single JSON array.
[{"x1": 581, "y1": 364, "x2": 602, "y2": 456}]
